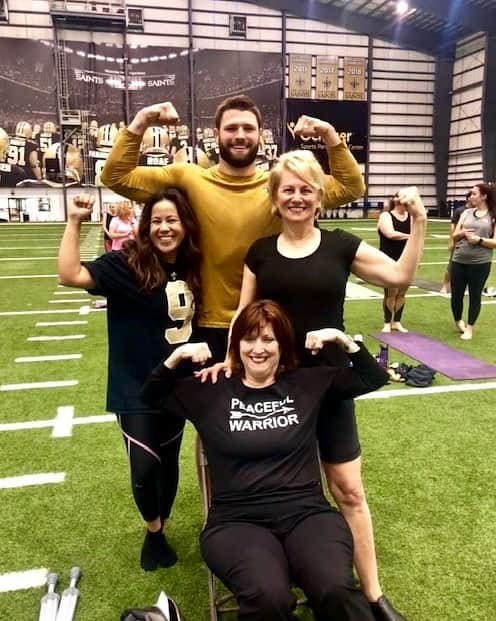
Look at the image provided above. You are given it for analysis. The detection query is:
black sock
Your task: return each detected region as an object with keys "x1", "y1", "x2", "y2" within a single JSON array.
[{"x1": 140, "y1": 529, "x2": 178, "y2": 571}]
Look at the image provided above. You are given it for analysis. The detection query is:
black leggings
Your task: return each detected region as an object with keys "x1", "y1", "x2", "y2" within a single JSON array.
[
  {"x1": 450, "y1": 261, "x2": 491, "y2": 325},
  {"x1": 117, "y1": 413, "x2": 185, "y2": 523},
  {"x1": 201, "y1": 511, "x2": 374, "y2": 621}
]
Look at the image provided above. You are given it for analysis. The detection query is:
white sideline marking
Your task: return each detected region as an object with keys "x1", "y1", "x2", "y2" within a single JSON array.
[
  {"x1": 0, "y1": 413, "x2": 114, "y2": 433},
  {"x1": 49, "y1": 299, "x2": 91, "y2": 304},
  {"x1": 0, "y1": 568, "x2": 48, "y2": 593},
  {"x1": 36, "y1": 321, "x2": 88, "y2": 326},
  {"x1": 0, "y1": 309, "x2": 79, "y2": 316},
  {"x1": 0, "y1": 472, "x2": 65, "y2": 489},
  {"x1": 27, "y1": 335, "x2": 86, "y2": 341},
  {"x1": 0, "y1": 274, "x2": 56, "y2": 280},
  {"x1": 358, "y1": 381, "x2": 496, "y2": 400},
  {"x1": 482, "y1": 300, "x2": 496, "y2": 305},
  {"x1": 52, "y1": 406, "x2": 75, "y2": 437},
  {"x1": 15, "y1": 354, "x2": 82, "y2": 363},
  {"x1": 0, "y1": 380, "x2": 78, "y2": 391}
]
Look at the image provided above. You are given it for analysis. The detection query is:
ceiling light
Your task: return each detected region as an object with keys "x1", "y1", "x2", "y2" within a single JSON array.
[{"x1": 396, "y1": 0, "x2": 409, "y2": 15}]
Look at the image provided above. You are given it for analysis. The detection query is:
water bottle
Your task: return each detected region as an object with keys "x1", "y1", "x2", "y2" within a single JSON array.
[{"x1": 377, "y1": 343, "x2": 389, "y2": 368}]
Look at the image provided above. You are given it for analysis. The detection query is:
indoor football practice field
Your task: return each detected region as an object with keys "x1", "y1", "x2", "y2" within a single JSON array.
[{"x1": 0, "y1": 218, "x2": 495, "y2": 620}]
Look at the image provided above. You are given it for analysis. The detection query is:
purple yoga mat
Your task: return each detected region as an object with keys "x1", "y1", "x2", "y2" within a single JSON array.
[{"x1": 371, "y1": 331, "x2": 496, "y2": 380}]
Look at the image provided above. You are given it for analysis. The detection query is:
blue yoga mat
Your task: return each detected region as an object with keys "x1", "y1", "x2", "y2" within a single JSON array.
[{"x1": 371, "y1": 331, "x2": 496, "y2": 380}]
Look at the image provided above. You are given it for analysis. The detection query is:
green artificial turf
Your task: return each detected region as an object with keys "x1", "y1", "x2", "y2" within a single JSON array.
[{"x1": 0, "y1": 219, "x2": 495, "y2": 620}]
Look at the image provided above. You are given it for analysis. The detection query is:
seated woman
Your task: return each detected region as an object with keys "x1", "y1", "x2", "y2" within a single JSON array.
[{"x1": 141, "y1": 299, "x2": 389, "y2": 621}]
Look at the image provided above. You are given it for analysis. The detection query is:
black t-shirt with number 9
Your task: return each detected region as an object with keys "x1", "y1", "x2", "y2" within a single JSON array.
[{"x1": 84, "y1": 251, "x2": 195, "y2": 414}]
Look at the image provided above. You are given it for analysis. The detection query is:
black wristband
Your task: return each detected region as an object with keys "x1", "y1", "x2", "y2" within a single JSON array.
[{"x1": 478, "y1": 237, "x2": 484, "y2": 246}]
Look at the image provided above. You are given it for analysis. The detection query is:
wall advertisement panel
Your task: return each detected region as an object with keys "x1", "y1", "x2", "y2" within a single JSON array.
[{"x1": 286, "y1": 99, "x2": 368, "y2": 172}]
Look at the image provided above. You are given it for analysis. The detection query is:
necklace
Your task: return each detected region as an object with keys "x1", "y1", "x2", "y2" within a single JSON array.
[{"x1": 475, "y1": 208, "x2": 488, "y2": 218}]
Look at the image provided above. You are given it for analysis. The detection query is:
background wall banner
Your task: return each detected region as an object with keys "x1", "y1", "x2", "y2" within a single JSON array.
[
  {"x1": 286, "y1": 99, "x2": 368, "y2": 172},
  {"x1": 288, "y1": 53, "x2": 312, "y2": 99},
  {"x1": 315, "y1": 56, "x2": 338, "y2": 100},
  {"x1": 0, "y1": 41, "x2": 285, "y2": 188},
  {"x1": 194, "y1": 50, "x2": 283, "y2": 170},
  {"x1": 343, "y1": 56, "x2": 366, "y2": 100}
]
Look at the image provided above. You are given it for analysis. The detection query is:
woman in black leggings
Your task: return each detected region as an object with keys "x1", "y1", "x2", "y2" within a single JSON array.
[
  {"x1": 58, "y1": 188, "x2": 201, "y2": 570},
  {"x1": 450, "y1": 183, "x2": 496, "y2": 340}
]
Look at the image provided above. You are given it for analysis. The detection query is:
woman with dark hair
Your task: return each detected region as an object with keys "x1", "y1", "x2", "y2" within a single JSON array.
[
  {"x1": 201, "y1": 151, "x2": 425, "y2": 621},
  {"x1": 377, "y1": 193, "x2": 411, "y2": 333},
  {"x1": 142, "y1": 300, "x2": 389, "y2": 621},
  {"x1": 58, "y1": 189, "x2": 201, "y2": 571},
  {"x1": 450, "y1": 182, "x2": 496, "y2": 340}
]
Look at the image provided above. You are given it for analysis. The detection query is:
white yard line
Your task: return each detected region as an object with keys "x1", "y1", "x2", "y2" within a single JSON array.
[
  {"x1": 420, "y1": 260, "x2": 496, "y2": 265},
  {"x1": 0, "y1": 413, "x2": 114, "y2": 433},
  {"x1": 15, "y1": 354, "x2": 82, "y2": 363},
  {"x1": 27, "y1": 335, "x2": 86, "y2": 341},
  {"x1": 0, "y1": 380, "x2": 78, "y2": 391},
  {"x1": 0, "y1": 257, "x2": 57, "y2": 261},
  {"x1": 346, "y1": 292, "x2": 437, "y2": 301},
  {"x1": 53, "y1": 291, "x2": 88, "y2": 296},
  {"x1": 49, "y1": 299, "x2": 91, "y2": 304},
  {"x1": 0, "y1": 274, "x2": 57, "y2": 280},
  {"x1": 0, "y1": 568, "x2": 48, "y2": 593},
  {"x1": 0, "y1": 472, "x2": 65, "y2": 489},
  {"x1": 358, "y1": 381, "x2": 496, "y2": 400},
  {"x1": 36, "y1": 320, "x2": 88, "y2": 326},
  {"x1": 0, "y1": 246, "x2": 59, "y2": 249},
  {"x1": 52, "y1": 406, "x2": 75, "y2": 438},
  {"x1": 0, "y1": 309, "x2": 79, "y2": 316}
]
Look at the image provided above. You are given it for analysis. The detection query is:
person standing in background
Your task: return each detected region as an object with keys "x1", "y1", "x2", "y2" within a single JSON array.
[
  {"x1": 102, "y1": 203, "x2": 117, "y2": 252},
  {"x1": 377, "y1": 194, "x2": 412, "y2": 333},
  {"x1": 440, "y1": 191, "x2": 471, "y2": 295},
  {"x1": 450, "y1": 183, "x2": 496, "y2": 340},
  {"x1": 109, "y1": 201, "x2": 136, "y2": 251}
]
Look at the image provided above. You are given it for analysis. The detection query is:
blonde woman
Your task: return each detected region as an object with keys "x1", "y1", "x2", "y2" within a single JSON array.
[
  {"x1": 109, "y1": 201, "x2": 136, "y2": 251},
  {"x1": 377, "y1": 194, "x2": 411, "y2": 333}
]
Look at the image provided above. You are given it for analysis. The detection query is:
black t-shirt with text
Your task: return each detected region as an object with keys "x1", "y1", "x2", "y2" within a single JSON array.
[{"x1": 142, "y1": 346, "x2": 388, "y2": 528}]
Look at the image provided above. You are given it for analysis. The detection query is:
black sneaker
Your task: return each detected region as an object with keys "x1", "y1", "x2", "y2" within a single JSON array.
[
  {"x1": 140, "y1": 530, "x2": 178, "y2": 571},
  {"x1": 370, "y1": 595, "x2": 407, "y2": 621}
]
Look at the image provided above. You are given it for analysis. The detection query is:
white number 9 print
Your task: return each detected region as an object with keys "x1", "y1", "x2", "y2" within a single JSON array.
[{"x1": 165, "y1": 279, "x2": 194, "y2": 344}]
